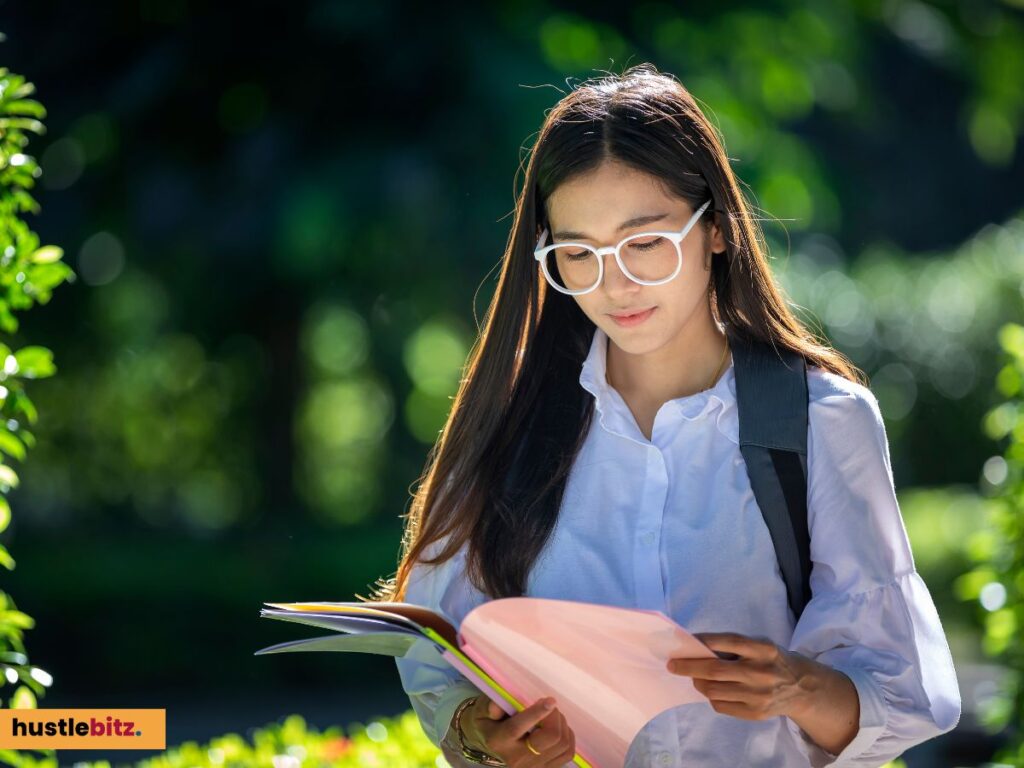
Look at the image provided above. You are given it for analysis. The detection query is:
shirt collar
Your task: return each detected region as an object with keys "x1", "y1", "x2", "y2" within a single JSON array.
[{"x1": 578, "y1": 325, "x2": 739, "y2": 445}]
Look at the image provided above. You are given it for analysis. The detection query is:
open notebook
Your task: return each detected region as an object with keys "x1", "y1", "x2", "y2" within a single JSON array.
[{"x1": 256, "y1": 597, "x2": 717, "y2": 768}]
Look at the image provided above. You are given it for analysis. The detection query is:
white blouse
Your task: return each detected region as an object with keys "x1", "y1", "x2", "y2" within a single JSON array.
[{"x1": 395, "y1": 325, "x2": 961, "y2": 767}]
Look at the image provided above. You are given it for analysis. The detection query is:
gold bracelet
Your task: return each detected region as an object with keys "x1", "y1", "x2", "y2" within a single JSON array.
[{"x1": 452, "y1": 697, "x2": 507, "y2": 767}]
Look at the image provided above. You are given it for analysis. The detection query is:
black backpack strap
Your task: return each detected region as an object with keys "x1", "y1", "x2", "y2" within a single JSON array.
[{"x1": 726, "y1": 329, "x2": 812, "y2": 623}]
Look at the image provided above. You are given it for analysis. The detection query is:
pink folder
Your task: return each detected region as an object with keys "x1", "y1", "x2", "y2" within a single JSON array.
[{"x1": 441, "y1": 597, "x2": 717, "y2": 768}]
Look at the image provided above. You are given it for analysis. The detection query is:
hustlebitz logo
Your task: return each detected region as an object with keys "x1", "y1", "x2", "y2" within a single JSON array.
[
  {"x1": 12, "y1": 715, "x2": 142, "y2": 737},
  {"x1": 0, "y1": 709, "x2": 165, "y2": 750}
]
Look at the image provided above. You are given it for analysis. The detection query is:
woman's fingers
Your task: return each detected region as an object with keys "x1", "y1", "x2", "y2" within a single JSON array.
[
  {"x1": 541, "y1": 726, "x2": 576, "y2": 767},
  {"x1": 521, "y1": 710, "x2": 575, "y2": 766},
  {"x1": 544, "y1": 741, "x2": 577, "y2": 768},
  {"x1": 505, "y1": 697, "x2": 556, "y2": 741},
  {"x1": 527, "y1": 706, "x2": 564, "y2": 749},
  {"x1": 475, "y1": 698, "x2": 547, "y2": 762},
  {"x1": 474, "y1": 697, "x2": 578, "y2": 767}
]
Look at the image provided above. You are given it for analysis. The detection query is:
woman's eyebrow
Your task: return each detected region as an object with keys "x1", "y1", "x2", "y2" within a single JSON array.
[{"x1": 552, "y1": 212, "x2": 671, "y2": 241}]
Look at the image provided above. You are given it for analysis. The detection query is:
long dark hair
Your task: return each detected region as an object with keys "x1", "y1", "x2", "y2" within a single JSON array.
[{"x1": 367, "y1": 63, "x2": 866, "y2": 604}]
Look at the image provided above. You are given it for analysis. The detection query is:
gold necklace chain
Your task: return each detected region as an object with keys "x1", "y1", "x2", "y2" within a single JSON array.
[{"x1": 703, "y1": 337, "x2": 730, "y2": 392}]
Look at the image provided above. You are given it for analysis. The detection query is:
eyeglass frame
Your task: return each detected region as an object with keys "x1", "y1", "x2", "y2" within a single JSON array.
[{"x1": 533, "y1": 198, "x2": 713, "y2": 296}]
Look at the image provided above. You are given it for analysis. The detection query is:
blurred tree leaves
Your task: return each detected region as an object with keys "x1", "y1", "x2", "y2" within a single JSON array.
[
  {"x1": 6, "y1": 1, "x2": 1024, "y2": 534},
  {"x1": 295, "y1": 300, "x2": 393, "y2": 525}
]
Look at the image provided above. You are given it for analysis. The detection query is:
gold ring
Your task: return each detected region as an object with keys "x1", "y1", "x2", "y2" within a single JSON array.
[{"x1": 525, "y1": 734, "x2": 541, "y2": 756}]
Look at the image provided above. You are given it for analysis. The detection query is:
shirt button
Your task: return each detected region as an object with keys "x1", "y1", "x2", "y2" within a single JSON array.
[
  {"x1": 640, "y1": 531, "x2": 656, "y2": 546},
  {"x1": 658, "y1": 752, "x2": 673, "y2": 766}
]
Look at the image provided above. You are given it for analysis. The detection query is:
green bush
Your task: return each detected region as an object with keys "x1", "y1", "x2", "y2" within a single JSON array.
[
  {"x1": 4, "y1": 711, "x2": 447, "y2": 768},
  {"x1": 956, "y1": 320, "x2": 1024, "y2": 765},
  {"x1": 0, "y1": 60, "x2": 73, "y2": 724}
]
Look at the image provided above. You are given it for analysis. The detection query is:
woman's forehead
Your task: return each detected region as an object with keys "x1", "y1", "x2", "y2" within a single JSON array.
[
  {"x1": 548, "y1": 158, "x2": 678, "y2": 205},
  {"x1": 546, "y1": 170, "x2": 687, "y2": 237}
]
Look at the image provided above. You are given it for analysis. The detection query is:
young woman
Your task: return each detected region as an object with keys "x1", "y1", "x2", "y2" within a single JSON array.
[{"x1": 374, "y1": 63, "x2": 961, "y2": 767}]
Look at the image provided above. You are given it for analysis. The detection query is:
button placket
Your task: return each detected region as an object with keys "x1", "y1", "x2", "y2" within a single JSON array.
[{"x1": 634, "y1": 445, "x2": 669, "y2": 608}]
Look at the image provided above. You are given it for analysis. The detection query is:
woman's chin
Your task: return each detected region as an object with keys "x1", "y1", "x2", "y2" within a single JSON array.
[{"x1": 603, "y1": 323, "x2": 667, "y2": 355}]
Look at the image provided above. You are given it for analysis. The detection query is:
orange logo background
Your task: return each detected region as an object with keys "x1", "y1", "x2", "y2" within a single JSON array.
[{"x1": 0, "y1": 709, "x2": 166, "y2": 750}]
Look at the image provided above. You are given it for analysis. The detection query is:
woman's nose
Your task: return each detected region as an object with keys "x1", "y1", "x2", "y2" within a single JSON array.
[{"x1": 601, "y1": 252, "x2": 642, "y2": 294}]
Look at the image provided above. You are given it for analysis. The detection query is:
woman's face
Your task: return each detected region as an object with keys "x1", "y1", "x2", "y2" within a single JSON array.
[{"x1": 543, "y1": 159, "x2": 726, "y2": 356}]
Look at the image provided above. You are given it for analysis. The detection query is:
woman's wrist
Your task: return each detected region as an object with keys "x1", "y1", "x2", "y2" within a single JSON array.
[
  {"x1": 453, "y1": 696, "x2": 483, "y2": 749},
  {"x1": 785, "y1": 657, "x2": 860, "y2": 755},
  {"x1": 451, "y1": 696, "x2": 502, "y2": 759}
]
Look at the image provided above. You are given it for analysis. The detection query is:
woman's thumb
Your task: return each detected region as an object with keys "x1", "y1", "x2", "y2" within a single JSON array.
[{"x1": 486, "y1": 699, "x2": 504, "y2": 719}]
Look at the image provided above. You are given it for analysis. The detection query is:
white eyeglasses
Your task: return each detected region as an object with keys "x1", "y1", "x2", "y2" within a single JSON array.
[{"x1": 534, "y1": 199, "x2": 712, "y2": 295}]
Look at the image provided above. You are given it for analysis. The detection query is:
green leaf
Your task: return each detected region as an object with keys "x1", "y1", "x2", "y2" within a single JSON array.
[
  {"x1": 12, "y1": 392, "x2": 37, "y2": 425},
  {"x1": 17, "y1": 429, "x2": 34, "y2": 449},
  {"x1": 11, "y1": 188, "x2": 40, "y2": 215},
  {"x1": 0, "y1": 546, "x2": 15, "y2": 571},
  {"x1": 9, "y1": 685, "x2": 36, "y2": 709},
  {"x1": 983, "y1": 403, "x2": 1017, "y2": 440},
  {"x1": 0, "y1": 302, "x2": 18, "y2": 334},
  {"x1": 26, "y1": 261, "x2": 74, "y2": 292},
  {"x1": 29, "y1": 245, "x2": 63, "y2": 264},
  {"x1": 3, "y1": 99, "x2": 46, "y2": 119},
  {"x1": 996, "y1": 363, "x2": 1022, "y2": 397},
  {"x1": 0, "y1": 431, "x2": 25, "y2": 461},
  {"x1": 0, "y1": 496, "x2": 9, "y2": 534},
  {"x1": 12, "y1": 346, "x2": 55, "y2": 378},
  {"x1": 0, "y1": 117, "x2": 44, "y2": 134},
  {"x1": 0, "y1": 610, "x2": 34, "y2": 629},
  {"x1": 0, "y1": 464, "x2": 19, "y2": 489},
  {"x1": 998, "y1": 322, "x2": 1024, "y2": 359}
]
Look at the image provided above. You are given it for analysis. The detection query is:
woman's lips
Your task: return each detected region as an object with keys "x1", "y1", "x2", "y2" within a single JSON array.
[{"x1": 608, "y1": 307, "x2": 657, "y2": 327}]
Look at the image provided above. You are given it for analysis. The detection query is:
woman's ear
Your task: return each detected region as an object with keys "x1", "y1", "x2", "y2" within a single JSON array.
[{"x1": 707, "y1": 211, "x2": 728, "y2": 254}]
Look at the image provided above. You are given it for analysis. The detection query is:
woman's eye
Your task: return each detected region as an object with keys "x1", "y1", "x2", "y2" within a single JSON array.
[{"x1": 629, "y1": 237, "x2": 663, "y2": 251}]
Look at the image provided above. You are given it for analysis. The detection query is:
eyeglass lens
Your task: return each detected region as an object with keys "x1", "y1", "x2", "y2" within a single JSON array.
[{"x1": 545, "y1": 233, "x2": 679, "y2": 292}]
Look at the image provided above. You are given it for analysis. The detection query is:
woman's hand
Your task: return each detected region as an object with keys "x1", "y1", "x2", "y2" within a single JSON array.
[
  {"x1": 458, "y1": 694, "x2": 577, "y2": 767},
  {"x1": 666, "y1": 631, "x2": 816, "y2": 720}
]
